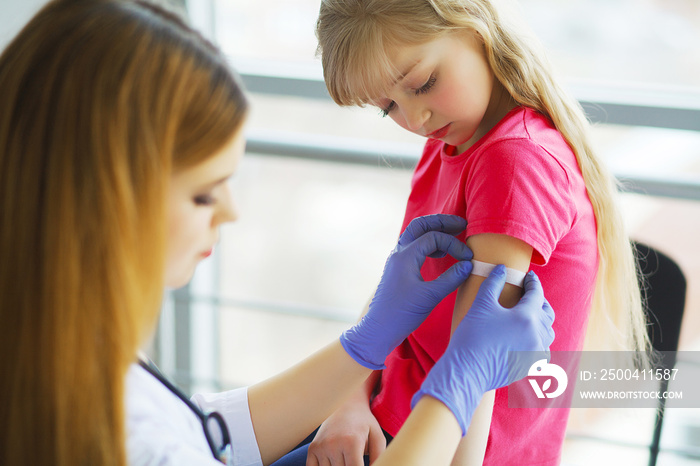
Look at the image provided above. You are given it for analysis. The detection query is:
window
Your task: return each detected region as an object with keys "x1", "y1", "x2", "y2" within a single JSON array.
[{"x1": 157, "y1": 1, "x2": 700, "y2": 462}]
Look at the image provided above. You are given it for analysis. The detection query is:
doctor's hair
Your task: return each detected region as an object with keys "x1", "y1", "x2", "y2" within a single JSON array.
[
  {"x1": 316, "y1": 0, "x2": 649, "y2": 356},
  {"x1": 0, "y1": 1, "x2": 248, "y2": 465}
]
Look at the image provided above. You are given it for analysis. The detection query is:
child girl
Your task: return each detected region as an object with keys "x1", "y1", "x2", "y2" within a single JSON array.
[
  {"x1": 299, "y1": 0, "x2": 651, "y2": 464},
  {"x1": 0, "y1": 1, "x2": 554, "y2": 465}
]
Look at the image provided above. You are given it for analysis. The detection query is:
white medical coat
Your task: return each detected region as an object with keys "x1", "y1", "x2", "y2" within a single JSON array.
[{"x1": 126, "y1": 364, "x2": 263, "y2": 466}]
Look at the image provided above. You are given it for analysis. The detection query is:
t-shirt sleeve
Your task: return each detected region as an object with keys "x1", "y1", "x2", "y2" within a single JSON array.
[{"x1": 465, "y1": 138, "x2": 576, "y2": 265}]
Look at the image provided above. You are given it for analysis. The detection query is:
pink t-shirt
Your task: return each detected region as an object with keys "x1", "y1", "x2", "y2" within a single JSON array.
[{"x1": 370, "y1": 107, "x2": 598, "y2": 465}]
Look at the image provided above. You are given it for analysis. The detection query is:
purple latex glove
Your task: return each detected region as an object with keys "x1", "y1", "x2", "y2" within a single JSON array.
[
  {"x1": 412, "y1": 265, "x2": 555, "y2": 435},
  {"x1": 340, "y1": 214, "x2": 474, "y2": 370}
]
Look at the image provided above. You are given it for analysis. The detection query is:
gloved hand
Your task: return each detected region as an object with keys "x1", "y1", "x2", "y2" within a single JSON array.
[
  {"x1": 411, "y1": 265, "x2": 555, "y2": 435},
  {"x1": 340, "y1": 214, "x2": 474, "y2": 370}
]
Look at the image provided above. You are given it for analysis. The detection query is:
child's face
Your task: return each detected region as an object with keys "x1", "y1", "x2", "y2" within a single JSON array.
[
  {"x1": 164, "y1": 132, "x2": 245, "y2": 289},
  {"x1": 374, "y1": 31, "x2": 507, "y2": 152}
]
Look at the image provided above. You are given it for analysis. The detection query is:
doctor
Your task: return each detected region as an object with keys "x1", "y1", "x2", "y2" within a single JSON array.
[{"x1": 0, "y1": 1, "x2": 554, "y2": 466}]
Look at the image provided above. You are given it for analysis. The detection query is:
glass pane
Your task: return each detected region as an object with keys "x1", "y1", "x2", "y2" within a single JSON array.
[
  {"x1": 210, "y1": 0, "x2": 700, "y2": 90},
  {"x1": 219, "y1": 151, "x2": 412, "y2": 315},
  {"x1": 184, "y1": 1, "x2": 700, "y2": 456},
  {"x1": 195, "y1": 0, "x2": 700, "y2": 388},
  {"x1": 213, "y1": 0, "x2": 320, "y2": 64}
]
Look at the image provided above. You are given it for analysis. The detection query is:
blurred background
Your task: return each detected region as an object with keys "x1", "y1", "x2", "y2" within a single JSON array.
[{"x1": 1, "y1": 0, "x2": 699, "y2": 464}]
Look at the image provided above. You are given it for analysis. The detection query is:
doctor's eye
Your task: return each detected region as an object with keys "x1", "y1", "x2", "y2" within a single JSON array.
[{"x1": 194, "y1": 194, "x2": 216, "y2": 206}]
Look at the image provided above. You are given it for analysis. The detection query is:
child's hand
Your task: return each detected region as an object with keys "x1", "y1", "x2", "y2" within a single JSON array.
[
  {"x1": 412, "y1": 266, "x2": 555, "y2": 435},
  {"x1": 340, "y1": 214, "x2": 473, "y2": 370},
  {"x1": 307, "y1": 397, "x2": 385, "y2": 466}
]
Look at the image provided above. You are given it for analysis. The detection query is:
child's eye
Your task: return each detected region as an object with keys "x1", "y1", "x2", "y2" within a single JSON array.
[
  {"x1": 194, "y1": 194, "x2": 216, "y2": 206},
  {"x1": 380, "y1": 101, "x2": 396, "y2": 118},
  {"x1": 414, "y1": 75, "x2": 436, "y2": 96}
]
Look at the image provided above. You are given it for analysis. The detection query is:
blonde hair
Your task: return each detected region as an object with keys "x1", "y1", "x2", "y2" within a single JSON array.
[
  {"x1": 316, "y1": 0, "x2": 649, "y2": 355},
  {"x1": 0, "y1": 1, "x2": 248, "y2": 465}
]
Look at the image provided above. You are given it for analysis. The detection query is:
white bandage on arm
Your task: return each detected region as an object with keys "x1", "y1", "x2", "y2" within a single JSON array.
[{"x1": 470, "y1": 260, "x2": 527, "y2": 288}]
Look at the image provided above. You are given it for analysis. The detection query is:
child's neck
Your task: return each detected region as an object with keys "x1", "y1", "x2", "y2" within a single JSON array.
[{"x1": 455, "y1": 83, "x2": 517, "y2": 155}]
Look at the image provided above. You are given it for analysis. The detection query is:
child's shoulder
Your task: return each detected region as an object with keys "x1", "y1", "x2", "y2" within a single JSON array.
[
  {"x1": 470, "y1": 108, "x2": 578, "y2": 188},
  {"x1": 490, "y1": 106, "x2": 560, "y2": 143},
  {"x1": 481, "y1": 107, "x2": 574, "y2": 164}
]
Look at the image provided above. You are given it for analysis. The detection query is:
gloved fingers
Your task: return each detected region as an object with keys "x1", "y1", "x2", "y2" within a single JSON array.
[
  {"x1": 534, "y1": 320, "x2": 555, "y2": 351},
  {"x1": 546, "y1": 326, "x2": 555, "y2": 348},
  {"x1": 472, "y1": 264, "x2": 507, "y2": 305},
  {"x1": 513, "y1": 271, "x2": 545, "y2": 313},
  {"x1": 522, "y1": 270, "x2": 544, "y2": 295},
  {"x1": 407, "y1": 231, "x2": 473, "y2": 269},
  {"x1": 426, "y1": 260, "x2": 474, "y2": 297},
  {"x1": 530, "y1": 304, "x2": 555, "y2": 352},
  {"x1": 542, "y1": 298, "x2": 555, "y2": 325},
  {"x1": 532, "y1": 298, "x2": 555, "y2": 351},
  {"x1": 398, "y1": 214, "x2": 467, "y2": 246},
  {"x1": 542, "y1": 301, "x2": 556, "y2": 348}
]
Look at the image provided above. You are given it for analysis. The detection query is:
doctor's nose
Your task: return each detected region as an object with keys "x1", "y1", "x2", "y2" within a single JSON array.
[{"x1": 213, "y1": 184, "x2": 238, "y2": 226}]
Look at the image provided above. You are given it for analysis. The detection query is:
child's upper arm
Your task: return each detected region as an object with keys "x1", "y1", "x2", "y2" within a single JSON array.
[
  {"x1": 467, "y1": 233, "x2": 533, "y2": 274},
  {"x1": 451, "y1": 233, "x2": 533, "y2": 332},
  {"x1": 448, "y1": 233, "x2": 534, "y2": 466}
]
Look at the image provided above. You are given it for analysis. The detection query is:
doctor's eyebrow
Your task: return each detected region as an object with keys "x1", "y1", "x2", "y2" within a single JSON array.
[
  {"x1": 197, "y1": 174, "x2": 234, "y2": 191},
  {"x1": 212, "y1": 173, "x2": 236, "y2": 185}
]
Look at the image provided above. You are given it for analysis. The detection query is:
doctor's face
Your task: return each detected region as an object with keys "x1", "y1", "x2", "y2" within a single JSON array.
[{"x1": 164, "y1": 132, "x2": 245, "y2": 288}]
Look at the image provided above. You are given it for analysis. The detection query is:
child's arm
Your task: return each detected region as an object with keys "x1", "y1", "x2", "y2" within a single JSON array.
[
  {"x1": 373, "y1": 395, "x2": 463, "y2": 466},
  {"x1": 450, "y1": 233, "x2": 533, "y2": 466}
]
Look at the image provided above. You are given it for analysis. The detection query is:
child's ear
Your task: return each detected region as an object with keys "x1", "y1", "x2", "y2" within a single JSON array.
[{"x1": 457, "y1": 27, "x2": 487, "y2": 49}]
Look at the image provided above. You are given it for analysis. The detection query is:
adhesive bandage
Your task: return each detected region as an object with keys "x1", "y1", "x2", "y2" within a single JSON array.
[{"x1": 470, "y1": 260, "x2": 527, "y2": 287}]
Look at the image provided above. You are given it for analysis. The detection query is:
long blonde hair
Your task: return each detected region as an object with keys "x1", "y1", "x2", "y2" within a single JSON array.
[
  {"x1": 316, "y1": 0, "x2": 649, "y2": 354},
  {"x1": 0, "y1": 1, "x2": 248, "y2": 465}
]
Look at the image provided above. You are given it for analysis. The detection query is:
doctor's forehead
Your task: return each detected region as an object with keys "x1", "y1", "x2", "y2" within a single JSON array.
[{"x1": 173, "y1": 132, "x2": 245, "y2": 183}]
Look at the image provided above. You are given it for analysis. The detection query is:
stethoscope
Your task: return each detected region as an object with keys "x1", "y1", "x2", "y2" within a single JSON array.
[{"x1": 138, "y1": 359, "x2": 233, "y2": 465}]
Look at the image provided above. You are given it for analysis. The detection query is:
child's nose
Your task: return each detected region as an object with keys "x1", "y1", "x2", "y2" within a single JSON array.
[{"x1": 400, "y1": 103, "x2": 429, "y2": 132}]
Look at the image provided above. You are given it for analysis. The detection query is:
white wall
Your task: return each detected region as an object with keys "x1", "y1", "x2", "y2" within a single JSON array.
[
  {"x1": 0, "y1": 0, "x2": 194, "y2": 52},
  {"x1": 0, "y1": 0, "x2": 47, "y2": 50}
]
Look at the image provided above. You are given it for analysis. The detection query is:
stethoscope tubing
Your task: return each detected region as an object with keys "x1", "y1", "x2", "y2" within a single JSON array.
[{"x1": 137, "y1": 359, "x2": 232, "y2": 463}]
